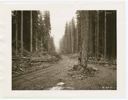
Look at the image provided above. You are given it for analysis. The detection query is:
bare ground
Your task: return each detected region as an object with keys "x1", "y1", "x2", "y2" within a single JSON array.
[{"x1": 12, "y1": 55, "x2": 116, "y2": 90}]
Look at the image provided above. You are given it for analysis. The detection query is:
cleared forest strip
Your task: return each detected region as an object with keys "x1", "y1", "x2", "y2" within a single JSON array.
[
  {"x1": 12, "y1": 55, "x2": 116, "y2": 90},
  {"x1": 12, "y1": 54, "x2": 60, "y2": 78}
]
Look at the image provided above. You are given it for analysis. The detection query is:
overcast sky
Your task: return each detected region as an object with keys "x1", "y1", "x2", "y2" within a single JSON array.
[{"x1": 49, "y1": 9, "x2": 76, "y2": 51}]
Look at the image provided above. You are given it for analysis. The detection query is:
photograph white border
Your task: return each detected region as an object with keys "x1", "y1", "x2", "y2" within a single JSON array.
[{"x1": 0, "y1": 0, "x2": 126, "y2": 98}]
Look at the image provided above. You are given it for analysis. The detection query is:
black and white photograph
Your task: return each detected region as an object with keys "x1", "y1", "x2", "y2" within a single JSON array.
[{"x1": 12, "y1": 10, "x2": 117, "y2": 90}]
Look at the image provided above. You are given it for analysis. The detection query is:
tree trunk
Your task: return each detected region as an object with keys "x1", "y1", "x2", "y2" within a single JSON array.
[
  {"x1": 21, "y1": 11, "x2": 23, "y2": 56},
  {"x1": 15, "y1": 11, "x2": 18, "y2": 55},
  {"x1": 104, "y1": 11, "x2": 107, "y2": 59},
  {"x1": 30, "y1": 11, "x2": 33, "y2": 52},
  {"x1": 80, "y1": 11, "x2": 89, "y2": 69},
  {"x1": 96, "y1": 11, "x2": 99, "y2": 59}
]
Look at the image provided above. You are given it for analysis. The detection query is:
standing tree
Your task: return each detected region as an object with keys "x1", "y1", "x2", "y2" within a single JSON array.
[{"x1": 77, "y1": 11, "x2": 89, "y2": 69}]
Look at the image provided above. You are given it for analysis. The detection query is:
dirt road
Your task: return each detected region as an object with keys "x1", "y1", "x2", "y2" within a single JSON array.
[{"x1": 12, "y1": 55, "x2": 116, "y2": 90}]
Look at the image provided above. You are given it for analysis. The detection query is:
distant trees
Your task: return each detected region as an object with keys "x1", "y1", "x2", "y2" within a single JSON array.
[
  {"x1": 12, "y1": 10, "x2": 55, "y2": 57},
  {"x1": 60, "y1": 18, "x2": 77, "y2": 54},
  {"x1": 60, "y1": 10, "x2": 116, "y2": 68}
]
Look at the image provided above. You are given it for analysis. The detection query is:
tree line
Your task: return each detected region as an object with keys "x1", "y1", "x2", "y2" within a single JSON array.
[
  {"x1": 60, "y1": 10, "x2": 116, "y2": 69},
  {"x1": 12, "y1": 11, "x2": 56, "y2": 57}
]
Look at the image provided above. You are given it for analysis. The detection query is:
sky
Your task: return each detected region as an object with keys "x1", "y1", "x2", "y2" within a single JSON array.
[{"x1": 49, "y1": 9, "x2": 76, "y2": 51}]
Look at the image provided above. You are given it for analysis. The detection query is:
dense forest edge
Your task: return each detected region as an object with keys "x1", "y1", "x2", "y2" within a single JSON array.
[{"x1": 12, "y1": 11, "x2": 60, "y2": 77}]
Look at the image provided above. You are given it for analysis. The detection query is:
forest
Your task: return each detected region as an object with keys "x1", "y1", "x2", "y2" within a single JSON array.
[
  {"x1": 60, "y1": 10, "x2": 116, "y2": 69},
  {"x1": 12, "y1": 10, "x2": 117, "y2": 90},
  {"x1": 12, "y1": 11, "x2": 56, "y2": 56}
]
